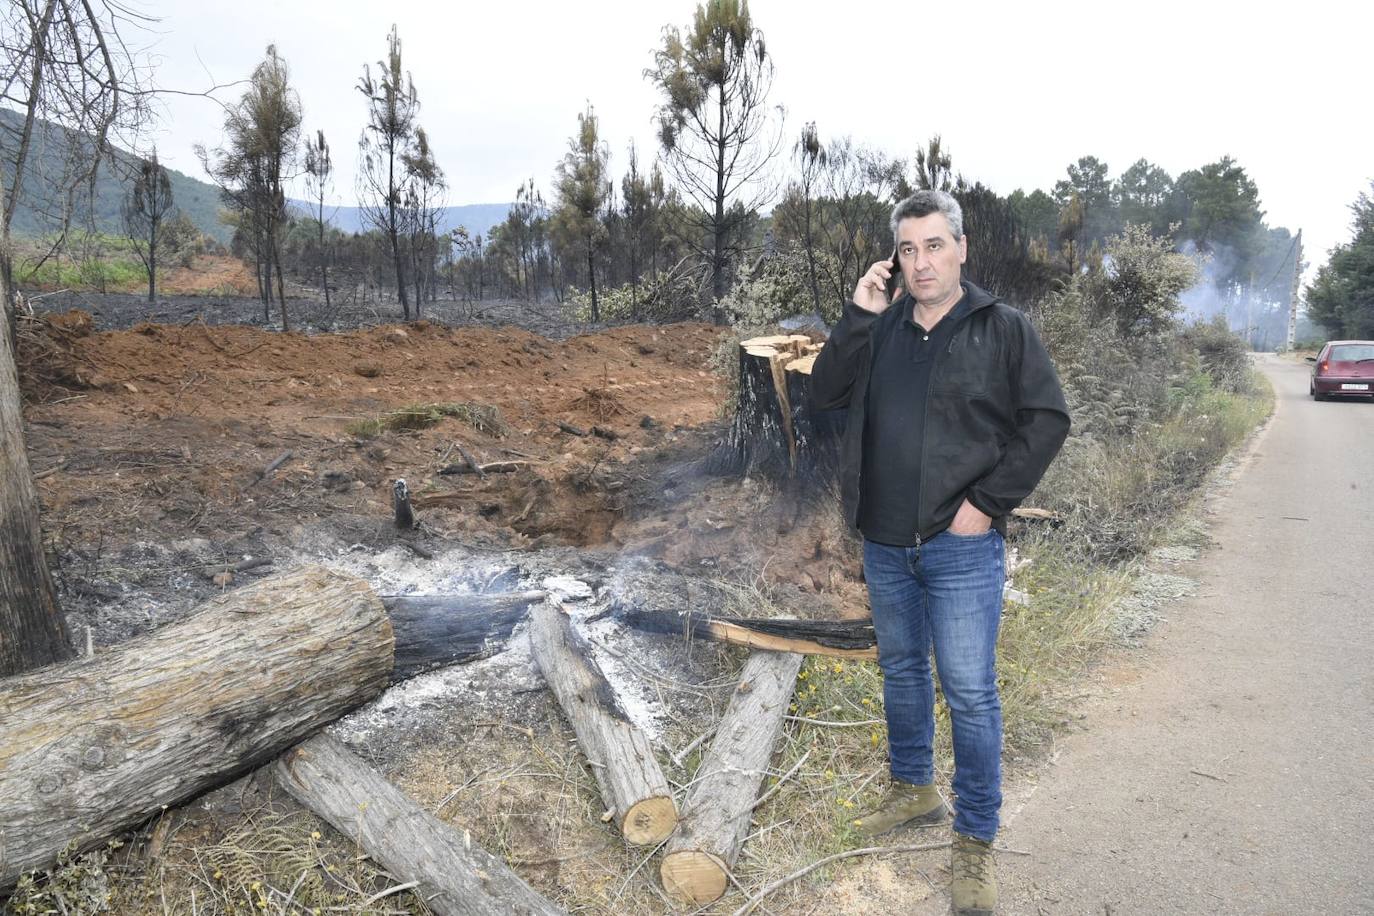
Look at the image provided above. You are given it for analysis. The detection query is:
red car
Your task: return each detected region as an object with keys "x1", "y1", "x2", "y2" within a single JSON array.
[{"x1": 1308, "y1": 340, "x2": 1374, "y2": 400}]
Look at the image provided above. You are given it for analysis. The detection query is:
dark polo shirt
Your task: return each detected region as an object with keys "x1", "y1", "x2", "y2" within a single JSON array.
[{"x1": 857, "y1": 291, "x2": 971, "y2": 546}]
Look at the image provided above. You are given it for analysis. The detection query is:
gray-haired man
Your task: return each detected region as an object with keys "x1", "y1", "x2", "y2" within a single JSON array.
[{"x1": 809, "y1": 190, "x2": 1069, "y2": 915}]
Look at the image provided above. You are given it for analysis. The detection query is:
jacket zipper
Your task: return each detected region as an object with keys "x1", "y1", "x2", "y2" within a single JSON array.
[{"x1": 914, "y1": 303, "x2": 988, "y2": 548}]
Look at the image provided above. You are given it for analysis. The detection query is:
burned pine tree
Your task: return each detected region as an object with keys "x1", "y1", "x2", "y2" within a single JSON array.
[{"x1": 708, "y1": 334, "x2": 843, "y2": 485}]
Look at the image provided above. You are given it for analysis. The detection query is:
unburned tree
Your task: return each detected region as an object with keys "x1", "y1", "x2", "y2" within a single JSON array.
[{"x1": 121, "y1": 149, "x2": 174, "y2": 303}]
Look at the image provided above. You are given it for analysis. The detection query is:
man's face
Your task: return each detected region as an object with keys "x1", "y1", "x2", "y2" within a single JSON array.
[{"x1": 895, "y1": 213, "x2": 967, "y2": 310}]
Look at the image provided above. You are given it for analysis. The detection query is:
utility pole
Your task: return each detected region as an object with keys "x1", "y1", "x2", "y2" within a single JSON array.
[{"x1": 1286, "y1": 229, "x2": 1303, "y2": 352}]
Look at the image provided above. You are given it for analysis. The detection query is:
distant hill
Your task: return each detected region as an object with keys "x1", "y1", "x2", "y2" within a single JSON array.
[
  {"x1": 0, "y1": 108, "x2": 231, "y2": 244},
  {"x1": 1, "y1": 109, "x2": 513, "y2": 246},
  {"x1": 291, "y1": 201, "x2": 513, "y2": 242}
]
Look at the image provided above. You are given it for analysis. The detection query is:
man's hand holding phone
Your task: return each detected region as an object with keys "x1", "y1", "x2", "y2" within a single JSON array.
[{"x1": 852, "y1": 249, "x2": 900, "y2": 314}]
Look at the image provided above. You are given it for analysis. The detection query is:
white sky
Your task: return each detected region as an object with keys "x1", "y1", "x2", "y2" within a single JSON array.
[{"x1": 139, "y1": 0, "x2": 1373, "y2": 279}]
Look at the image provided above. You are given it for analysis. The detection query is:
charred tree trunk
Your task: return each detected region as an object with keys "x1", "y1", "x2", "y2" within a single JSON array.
[
  {"x1": 528, "y1": 601, "x2": 677, "y2": 845},
  {"x1": 0, "y1": 307, "x2": 71, "y2": 676},
  {"x1": 0, "y1": 566, "x2": 393, "y2": 887},
  {"x1": 660, "y1": 650, "x2": 803, "y2": 904},
  {"x1": 709, "y1": 335, "x2": 841, "y2": 485},
  {"x1": 277, "y1": 734, "x2": 565, "y2": 916}
]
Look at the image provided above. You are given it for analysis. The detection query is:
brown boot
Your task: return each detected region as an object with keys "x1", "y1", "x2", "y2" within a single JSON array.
[
  {"x1": 851, "y1": 780, "x2": 949, "y2": 837},
  {"x1": 951, "y1": 832, "x2": 996, "y2": 915}
]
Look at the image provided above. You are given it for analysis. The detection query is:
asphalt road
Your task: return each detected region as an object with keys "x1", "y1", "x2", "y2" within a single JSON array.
[{"x1": 996, "y1": 354, "x2": 1374, "y2": 914}]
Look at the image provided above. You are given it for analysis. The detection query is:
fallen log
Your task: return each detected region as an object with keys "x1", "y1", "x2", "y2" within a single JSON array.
[
  {"x1": 528, "y1": 602, "x2": 677, "y2": 845},
  {"x1": 660, "y1": 650, "x2": 804, "y2": 904},
  {"x1": 0, "y1": 566, "x2": 394, "y2": 888},
  {"x1": 277, "y1": 734, "x2": 565, "y2": 916},
  {"x1": 616, "y1": 604, "x2": 878, "y2": 659},
  {"x1": 0, "y1": 568, "x2": 545, "y2": 888}
]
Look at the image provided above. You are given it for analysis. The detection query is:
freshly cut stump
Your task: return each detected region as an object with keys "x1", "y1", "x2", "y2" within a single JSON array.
[
  {"x1": 0, "y1": 566, "x2": 394, "y2": 888},
  {"x1": 660, "y1": 650, "x2": 804, "y2": 904},
  {"x1": 276, "y1": 734, "x2": 565, "y2": 916},
  {"x1": 712, "y1": 334, "x2": 840, "y2": 483},
  {"x1": 528, "y1": 601, "x2": 676, "y2": 845}
]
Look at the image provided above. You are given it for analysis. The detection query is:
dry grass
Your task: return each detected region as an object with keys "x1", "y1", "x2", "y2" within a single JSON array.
[
  {"x1": 5, "y1": 806, "x2": 431, "y2": 916},
  {"x1": 344, "y1": 402, "x2": 508, "y2": 440},
  {"x1": 567, "y1": 386, "x2": 629, "y2": 422}
]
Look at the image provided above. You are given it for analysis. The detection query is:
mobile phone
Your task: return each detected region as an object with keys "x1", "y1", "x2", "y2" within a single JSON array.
[{"x1": 885, "y1": 245, "x2": 902, "y2": 300}]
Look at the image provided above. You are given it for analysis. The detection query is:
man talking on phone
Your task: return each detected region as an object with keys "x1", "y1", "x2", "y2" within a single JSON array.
[{"x1": 809, "y1": 190, "x2": 1069, "y2": 915}]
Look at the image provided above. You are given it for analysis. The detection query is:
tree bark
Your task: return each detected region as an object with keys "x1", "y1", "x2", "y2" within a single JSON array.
[
  {"x1": 528, "y1": 602, "x2": 677, "y2": 845},
  {"x1": 709, "y1": 335, "x2": 832, "y2": 480},
  {"x1": 0, "y1": 302, "x2": 71, "y2": 677},
  {"x1": 276, "y1": 734, "x2": 565, "y2": 916},
  {"x1": 659, "y1": 650, "x2": 803, "y2": 905},
  {"x1": 0, "y1": 566, "x2": 394, "y2": 888}
]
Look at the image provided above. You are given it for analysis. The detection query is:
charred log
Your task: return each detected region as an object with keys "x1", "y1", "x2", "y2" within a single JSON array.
[
  {"x1": 0, "y1": 569, "x2": 549, "y2": 888},
  {"x1": 615, "y1": 604, "x2": 877, "y2": 659},
  {"x1": 384, "y1": 590, "x2": 544, "y2": 680}
]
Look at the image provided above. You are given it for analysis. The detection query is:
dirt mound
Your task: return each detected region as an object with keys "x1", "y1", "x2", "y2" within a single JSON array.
[{"x1": 14, "y1": 310, "x2": 104, "y2": 399}]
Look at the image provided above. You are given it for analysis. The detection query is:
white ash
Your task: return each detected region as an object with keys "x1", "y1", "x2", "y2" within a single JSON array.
[{"x1": 298, "y1": 543, "x2": 669, "y2": 743}]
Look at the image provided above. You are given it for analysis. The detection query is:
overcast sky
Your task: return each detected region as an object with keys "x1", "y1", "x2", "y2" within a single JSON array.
[{"x1": 139, "y1": 0, "x2": 1372, "y2": 280}]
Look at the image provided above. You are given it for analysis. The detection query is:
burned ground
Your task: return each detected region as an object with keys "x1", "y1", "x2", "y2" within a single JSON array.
[{"x1": 12, "y1": 297, "x2": 874, "y2": 913}]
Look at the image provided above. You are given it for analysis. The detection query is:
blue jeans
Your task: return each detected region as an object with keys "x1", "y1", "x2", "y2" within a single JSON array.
[{"x1": 863, "y1": 530, "x2": 1006, "y2": 841}]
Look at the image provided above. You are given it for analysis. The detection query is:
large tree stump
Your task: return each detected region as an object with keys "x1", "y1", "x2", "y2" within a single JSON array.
[
  {"x1": 0, "y1": 311, "x2": 70, "y2": 676},
  {"x1": 709, "y1": 334, "x2": 842, "y2": 484},
  {"x1": 528, "y1": 601, "x2": 677, "y2": 845},
  {"x1": 659, "y1": 650, "x2": 804, "y2": 904},
  {"x1": 0, "y1": 566, "x2": 395, "y2": 887},
  {"x1": 276, "y1": 734, "x2": 565, "y2": 916}
]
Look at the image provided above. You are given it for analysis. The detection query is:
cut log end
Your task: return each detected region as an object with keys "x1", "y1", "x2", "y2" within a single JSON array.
[
  {"x1": 621, "y1": 795, "x2": 677, "y2": 845},
  {"x1": 661, "y1": 849, "x2": 730, "y2": 904}
]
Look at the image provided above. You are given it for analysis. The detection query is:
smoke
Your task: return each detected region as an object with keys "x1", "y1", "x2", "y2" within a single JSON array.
[{"x1": 1177, "y1": 240, "x2": 1230, "y2": 323}]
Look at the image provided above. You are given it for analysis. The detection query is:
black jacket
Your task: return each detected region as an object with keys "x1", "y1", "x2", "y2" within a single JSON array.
[{"x1": 809, "y1": 281, "x2": 1070, "y2": 543}]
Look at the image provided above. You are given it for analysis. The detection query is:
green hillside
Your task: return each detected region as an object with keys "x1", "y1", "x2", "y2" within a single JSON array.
[{"x1": 0, "y1": 108, "x2": 231, "y2": 244}]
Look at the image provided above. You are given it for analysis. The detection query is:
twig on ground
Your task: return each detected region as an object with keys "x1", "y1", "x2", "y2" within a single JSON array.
[
  {"x1": 785, "y1": 716, "x2": 885, "y2": 728},
  {"x1": 748, "y1": 748, "x2": 811, "y2": 811},
  {"x1": 251, "y1": 450, "x2": 293, "y2": 486},
  {"x1": 1190, "y1": 769, "x2": 1227, "y2": 782},
  {"x1": 556, "y1": 421, "x2": 588, "y2": 437},
  {"x1": 454, "y1": 441, "x2": 486, "y2": 478}
]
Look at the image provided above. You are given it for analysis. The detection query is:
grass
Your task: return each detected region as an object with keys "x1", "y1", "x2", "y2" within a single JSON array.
[
  {"x1": 4, "y1": 809, "x2": 431, "y2": 916},
  {"x1": 13, "y1": 233, "x2": 149, "y2": 293},
  {"x1": 343, "y1": 402, "x2": 508, "y2": 440}
]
